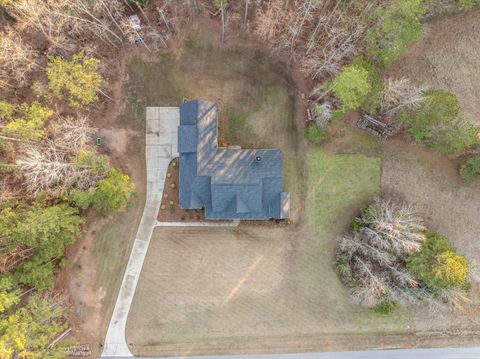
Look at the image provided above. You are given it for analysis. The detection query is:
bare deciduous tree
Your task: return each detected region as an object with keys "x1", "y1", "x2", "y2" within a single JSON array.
[
  {"x1": 254, "y1": 0, "x2": 286, "y2": 44},
  {"x1": 50, "y1": 115, "x2": 92, "y2": 153},
  {"x1": 380, "y1": 77, "x2": 426, "y2": 117},
  {"x1": 336, "y1": 198, "x2": 426, "y2": 307},
  {"x1": 0, "y1": 29, "x2": 39, "y2": 88},
  {"x1": 4, "y1": 0, "x2": 126, "y2": 52},
  {"x1": 311, "y1": 102, "x2": 333, "y2": 127},
  {"x1": 301, "y1": 1, "x2": 377, "y2": 79},
  {"x1": 16, "y1": 114, "x2": 104, "y2": 196},
  {"x1": 17, "y1": 145, "x2": 105, "y2": 196}
]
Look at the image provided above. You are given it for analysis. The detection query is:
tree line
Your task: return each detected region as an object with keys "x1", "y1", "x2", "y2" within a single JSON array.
[
  {"x1": 294, "y1": 0, "x2": 480, "y2": 182},
  {"x1": 0, "y1": 1, "x2": 139, "y2": 356}
]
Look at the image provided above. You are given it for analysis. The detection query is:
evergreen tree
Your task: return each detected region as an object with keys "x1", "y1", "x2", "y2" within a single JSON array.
[
  {"x1": 367, "y1": 0, "x2": 426, "y2": 67},
  {"x1": 71, "y1": 167, "x2": 135, "y2": 213},
  {"x1": 1, "y1": 101, "x2": 53, "y2": 140},
  {"x1": 407, "y1": 231, "x2": 469, "y2": 290},
  {"x1": 0, "y1": 293, "x2": 68, "y2": 359},
  {"x1": 0, "y1": 203, "x2": 83, "y2": 290}
]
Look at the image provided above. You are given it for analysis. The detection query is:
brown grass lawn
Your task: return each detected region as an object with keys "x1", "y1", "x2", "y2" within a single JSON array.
[
  {"x1": 387, "y1": 7, "x2": 480, "y2": 125},
  {"x1": 381, "y1": 140, "x2": 480, "y2": 331},
  {"x1": 124, "y1": 16, "x2": 480, "y2": 357},
  {"x1": 126, "y1": 138, "x2": 480, "y2": 356}
]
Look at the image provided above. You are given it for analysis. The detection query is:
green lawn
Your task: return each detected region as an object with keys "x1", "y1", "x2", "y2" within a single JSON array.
[{"x1": 306, "y1": 149, "x2": 381, "y2": 235}]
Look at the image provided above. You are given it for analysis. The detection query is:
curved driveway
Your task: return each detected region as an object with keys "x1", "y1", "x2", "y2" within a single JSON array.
[{"x1": 101, "y1": 107, "x2": 179, "y2": 357}]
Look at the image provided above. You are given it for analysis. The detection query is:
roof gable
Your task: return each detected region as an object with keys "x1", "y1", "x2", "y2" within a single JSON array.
[
  {"x1": 178, "y1": 100, "x2": 290, "y2": 220},
  {"x1": 178, "y1": 125, "x2": 197, "y2": 153}
]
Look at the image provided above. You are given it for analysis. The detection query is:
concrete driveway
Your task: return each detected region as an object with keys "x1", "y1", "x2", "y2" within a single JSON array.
[{"x1": 101, "y1": 107, "x2": 179, "y2": 357}]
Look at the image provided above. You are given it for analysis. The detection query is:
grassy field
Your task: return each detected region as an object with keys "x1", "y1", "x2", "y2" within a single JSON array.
[
  {"x1": 305, "y1": 150, "x2": 381, "y2": 236},
  {"x1": 121, "y1": 17, "x2": 480, "y2": 357},
  {"x1": 124, "y1": 21, "x2": 409, "y2": 356},
  {"x1": 126, "y1": 146, "x2": 403, "y2": 356}
]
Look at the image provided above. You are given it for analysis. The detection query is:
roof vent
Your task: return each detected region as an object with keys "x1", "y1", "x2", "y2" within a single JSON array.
[{"x1": 255, "y1": 155, "x2": 262, "y2": 163}]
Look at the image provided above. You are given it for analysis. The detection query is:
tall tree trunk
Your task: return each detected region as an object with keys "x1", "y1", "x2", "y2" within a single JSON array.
[{"x1": 221, "y1": 7, "x2": 225, "y2": 43}]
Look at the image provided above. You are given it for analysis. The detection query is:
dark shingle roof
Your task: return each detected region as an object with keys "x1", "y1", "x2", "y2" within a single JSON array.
[{"x1": 178, "y1": 99, "x2": 290, "y2": 220}]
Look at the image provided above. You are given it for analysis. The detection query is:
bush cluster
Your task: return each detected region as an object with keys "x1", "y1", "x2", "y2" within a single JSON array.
[
  {"x1": 407, "y1": 231, "x2": 469, "y2": 290},
  {"x1": 336, "y1": 198, "x2": 471, "y2": 313},
  {"x1": 459, "y1": 154, "x2": 480, "y2": 182},
  {"x1": 304, "y1": 124, "x2": 327, "y2": 143},
  {"x1": 400, "y1": 90, "x2": 479, "y2": 156}
]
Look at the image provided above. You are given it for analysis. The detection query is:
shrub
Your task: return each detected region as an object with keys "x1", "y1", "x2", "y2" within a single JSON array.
[
  {"x1": 407, "y1": 231, "x2": 469, "y2": 290},
  {"x1": 400, "y1": 90, "x2": 479, "y2": 156},
  {"x1": 373, "y1": 301, "x2": 397, "y2": 316},
  {"x1": 328, "y1": 64, "x2": 372, "y2": 113},
  {"x1": 460, "y1": 154, "x2": 480, "y2": 182},
  {"x1": 367, "y1": 0, "x2": 426, "y2": 67},
  {"x1": 457, "y1": 0, "x2": 480, "y2": 11},
  {"x1": 304, "y1": 125, "x2": 327, "y2": 143},
  {"x1": 71, "y1": 168, "x2": 135, "y2": 213}
]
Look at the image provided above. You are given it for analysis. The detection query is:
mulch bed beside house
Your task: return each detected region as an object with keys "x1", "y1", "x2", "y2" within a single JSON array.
[
  {"x1": 157, "y1": 158, "x2": 205, "y2": 222},
  {"x1": 157, "y1": 157, "x2": 291, "y2": 227}
]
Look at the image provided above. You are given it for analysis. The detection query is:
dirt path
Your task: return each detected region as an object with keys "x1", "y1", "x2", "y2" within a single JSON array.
[{"x1": 387, "y1": 8, "x2": 480, "y2": 125}]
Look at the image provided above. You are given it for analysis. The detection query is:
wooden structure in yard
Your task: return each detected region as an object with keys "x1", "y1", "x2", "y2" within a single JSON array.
[{"x1": 357, "y1": 113, "x2": 399, "y2": 141}]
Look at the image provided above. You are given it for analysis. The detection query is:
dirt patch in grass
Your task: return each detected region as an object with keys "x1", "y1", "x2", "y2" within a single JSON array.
[{"x1": 387, "y1": 8, "x2": 480, "y2": 125}]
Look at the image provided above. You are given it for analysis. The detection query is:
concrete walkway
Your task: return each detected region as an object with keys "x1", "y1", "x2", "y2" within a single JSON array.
[
  {"x1": 155, "y1": 220, "x2": 240, "y2": 227},
  {"x1": 101, "y1": 107, "x2": 179, "y2": 357}
]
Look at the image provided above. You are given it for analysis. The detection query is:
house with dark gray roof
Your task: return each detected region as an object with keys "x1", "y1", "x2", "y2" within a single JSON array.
[{"x1": 178, "y1": 99, "x2": 290, "y2": 220}]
